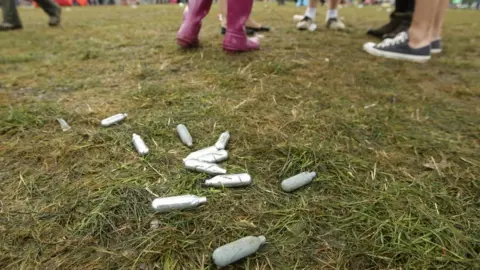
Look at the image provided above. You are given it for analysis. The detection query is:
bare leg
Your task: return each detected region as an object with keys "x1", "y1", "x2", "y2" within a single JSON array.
[
  {"x1": 220, "y1": 0, "x2": 265, "y2": 30},
  {"x1": 246, "y1": 18, "x2": 262, "y2": 29},
  {"x1": 431, "y1": 0, "x2": 449, "y2": 41},
  {"x1": 304, "y1": 0, "x2": 317, "y2": 19},
  {"x1": 219, "y1": 0, "x2": 227, "y2": 27},
  {"x1": 408, "y1": 0, "x2": 439, "y2": 48},
  {"x1": 328, "y1": 0, "x2": 337, "y2": 9}
]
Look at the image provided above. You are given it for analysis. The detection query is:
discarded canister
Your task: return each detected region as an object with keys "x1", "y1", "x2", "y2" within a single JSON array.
[
  {"x1": 204, "y1": 173, "x2": 252, "y2": 188},
  {"x1": 101, "y1": 113, "x2": 128, "y2": 127},
  {"x1": 212, "y1": 235, "x2": 266, "y2": 267},
  {"x1": 132, "y1": 133, "x2": 149, "y2": 156},
  {"x1": 215, "y1": 131, "x2": 230, "y2": 150},
  {"x1": 176, "y1": 124, "x2": 193, "y2": 147},
  {"x1": 281, "y1": 172, "x2": 316, "y2": 192},
  {"x1": 56, "y1": 118, "x2": 71, "y2": 131},
  {"x1": 184, "y1": 159, "x2": 226, "y2": 175},
  {"x1": 196, "y1": 150, "x2": 228, "y2": 163},
  {"x1": 185, "y1": 146, "x2": 219, "y2": 161},
  {"x1": 151, "y1": 195, "x2": 207, "y2": 213}
]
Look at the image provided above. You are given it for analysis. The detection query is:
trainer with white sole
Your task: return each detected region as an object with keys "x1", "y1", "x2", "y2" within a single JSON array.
[
  {"x1": 363, "y1": 0, "x2": 449, "y2": 62},
  {"x1": 295, "y1": 0, "x2": 345, "y2": 31}
]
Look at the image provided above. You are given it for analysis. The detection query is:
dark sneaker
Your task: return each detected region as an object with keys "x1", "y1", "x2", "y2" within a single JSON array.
[
  {"x1": 383, "y1": 19, "x2": 410, "y2": 39},
  {"x1": 296, "y1": 16, "x2": 313, "y2": 30},
  {"x1": 246, "y1": 26, "x2": 270, "y2": 33},
  {"x1": 326, "y1": 17, "x2": 345, "y2": 30},
  {"x1": 0, "y1": 22, "x2": 23, "y2": 31},
  {"x1": 363, "y1": 32, "x2": 431, "y2": 63},
  {"x1": 431, "y1": 39, "x2": 442, "y2": 54},
  {"x1": 49, "y1": 8, "x2": 62, "y2": 27},
  {"x1": 368, "y1": 12, "x2": 412, "y2": 39},
  {"x1": 221, "y1": 26, "x2": 255, "y2": 36},
  {"x1": 367, "y1": 13, "x2": 402, "y2": 39}
]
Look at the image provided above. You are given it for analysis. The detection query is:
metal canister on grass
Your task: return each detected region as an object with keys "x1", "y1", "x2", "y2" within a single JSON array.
[
  {"x1": 212, "y1": 235, "x2": 266, "y2": 267},
  {"x1": 101, "y1": 113, "x2": 128, "y2": 127},
  {"x1": 183, "y1": 159, "x2": 226, "y2": 175},
  {"x1": 281, "y1": 172, "x2": 316, "y2": 192},
  {"x1": 176, "y1": 124, "x2": 193, "y2": 147},
  {"x1": 196, "y1": 150, "x2": 228, "y2": 163},
  {"x1": 151, "y1": 195, "x2": 207, "y2": 212},
  {"x1": 214, "y1": 131, "x2": 230, "y2": 150},
  {"x1": 185, "y1": 145, "x2": 219, "y2": 161},
  {"x1": 132, "y1": 133, "x2": 149, "y2": 156},
  {"x1": 204, "y1": 173, "x2": 252, "y2": 188}
]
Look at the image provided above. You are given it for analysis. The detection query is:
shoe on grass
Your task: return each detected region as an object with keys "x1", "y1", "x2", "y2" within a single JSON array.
[
  {"x1": 363, "y1": 31, "x2": 431, "y2": 63},
  {"x1": 296, "y1": 16, "x2": 314, "y2": 31},
  {"x1": 221, "y1": 26, "x2": 255, "y2": 36},
  {"x1": 326, "y1": 17, "x2": 345, "y2": 30},
  {"x1": 368, "y1": 12, "x2": 411, "y2": 39},
  {"x1": 382, "y1": 19, "x2": 410, "y2": 39},
  {"x1": 0, "y1": 22, "x2": 23, "y2": 31},
  {"x1": 49, "y1": 8, "x2": 62, "y2": 27},
  {"x1": 431, "y1": 39, "x2": 442, "y2": 54},
  {"x1": 246, "y1": 25, "x2": 270, "y2": 32}
]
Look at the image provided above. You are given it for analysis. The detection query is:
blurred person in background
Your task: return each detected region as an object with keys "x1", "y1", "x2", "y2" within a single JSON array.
[
  {"x1": 294, "y1": 0, "x2": 346, "y2": 31},
  {"x1": 363, "y1": 0, "x2": 449, "y2": 62},
  {"x1": 218, "y1": 0, "x2": 270, "y2": 36},
  {"x1": 177, "y1": 0, "x2": 260, "y2": 52},
  {"x1": 1, "y1": 0, "x2": 61, "y2": 30},
  {"x1": 367, "y1": 0, "x2": 415, "y2": 39}
]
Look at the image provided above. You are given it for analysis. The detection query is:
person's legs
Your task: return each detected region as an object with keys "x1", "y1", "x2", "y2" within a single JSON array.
[
  {"x1": 408, "y1": 0, "x2": 439, "y2": 48},
  {"x1": 219, "y1": 0, "x2": 227, "y2": 27},
  {"x1": 177, "y1": 0, "x2": 213, "y2": 48},
  {"x1": 223, "y1": 0, "x2": 259, "y2": 52},
  {"x1": 325, "y1": 0, "x2": 345, "y2": 30},
  {"x1": 219, "y1": 0, "x2": 267, "y2": 35},
  {"x1": 429, "y1": 0, "x2": 448, "y2": 53},
  {"x1": 396, "y1": 0, "x2": 409, "y2": 13},
  {"x1": 363, "y1": 1, "x2": 444, "y2": 62},
  {"x1": 296, "y1": 0, "x2": 317, "y2": 30},
  {"x1": 431, "y1": 0, "x2": 448, "y2": 41},
  {"x1": 1, "y1": 0, "x2": 23, "y2": 30},
  {"x1": 35, "y1": 0, "x2": 61, "y2": 26},
  {"x1": 368, "y1": 0, "x2": 415, "y2": 39}
]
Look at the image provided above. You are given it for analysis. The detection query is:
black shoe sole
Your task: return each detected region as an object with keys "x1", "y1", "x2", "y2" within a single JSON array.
[
  {"x1": 366, "y1": 29, "x2": 385, "y2": 39},
  {"x1": 221, "y1": 27, "x2": 255, "y2": 36},
  {"x1": 246, "y1": 26, "x2": 270, "y2": 32},
  {"x1": 0, "y1": 25, "x2": 23, "y2": 31}
]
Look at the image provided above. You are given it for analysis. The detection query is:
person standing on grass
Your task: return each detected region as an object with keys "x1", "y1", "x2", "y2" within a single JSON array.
[
  {"x1": 0, "y1": 0, "x2": 61, "y2": 31},
  {"x1": 177, "y1": 0, "x2": 260, "y2": 52},
  {"x1": 362, "y1": 0, "x2": 449, "y2": 63},
  {"x1": 218, "y1": 0, "x2": 270, "y2": 37},
  {"x1": 367, "y1": 0, "x2": 415, "y2": 39},
  {"x1": 294, "y1": 0, "x2": 346, "y2": 31}
]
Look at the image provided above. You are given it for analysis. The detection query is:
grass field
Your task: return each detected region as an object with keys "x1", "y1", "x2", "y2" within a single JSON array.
[{"x1": 1, "y1": 3, "x2": 479, "y2": 269}]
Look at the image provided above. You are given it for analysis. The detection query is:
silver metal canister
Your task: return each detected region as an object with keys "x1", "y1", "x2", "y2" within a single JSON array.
[
  {"x1": 212, "y1": 235, "x2": 266, "y2": 267},
  {"x1": 204, "y1": 173, "x2": 251, "y2": 188},
  {"x1": 132, "y1": 133, "x2": 149, "y2": 156},
  {"x1": 176, "y1": 124, "x2": 193, "y2": 147},
  {"x1": 281, "y1": 172, "x2": 316, "y2": 192},
  {"x1": 183, "y1": 159, "x2": 226, "y2": 175},
  {"x1": 196, "y1": 150, "x2": 228, "y2": 163},
  {"x1": 151, "y1": 195, "x2": 207, "y2": 212},
  {"x1": 101, "y1": 113, "x2": 128, "y2": 127},
  {"x1": 184, "y1": 146, "x2": 219, "y2": 161},
  {"x1": 214, "y1": 131, "x2": 230, "y2": 150}
]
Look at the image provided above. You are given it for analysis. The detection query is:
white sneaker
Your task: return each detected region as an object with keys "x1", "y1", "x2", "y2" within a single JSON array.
[
  {"x1": 326, "y1": 18, "x2": 345, "y2": 30},
  {"x1": 296, "y1": 16, "x2": 314, "y2": 31},
  {"x1": 293, "y1": 14, "x2": 304, "y2": 22}
]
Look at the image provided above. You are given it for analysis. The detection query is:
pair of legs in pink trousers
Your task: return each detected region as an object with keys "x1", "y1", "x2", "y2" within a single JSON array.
[{"x1": 177, "y1": 0, "x2": 259, "y2": 52}]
